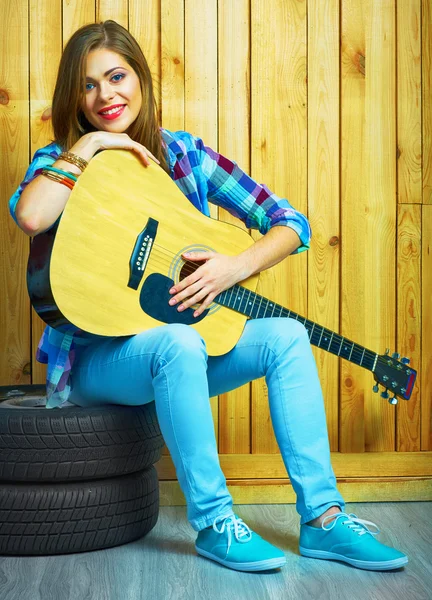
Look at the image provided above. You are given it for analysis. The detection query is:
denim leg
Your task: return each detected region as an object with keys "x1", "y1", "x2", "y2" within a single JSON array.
[
  {"x1": 69, "y1": 324, "x2": 234, "y2": 531},
  {"x1": 206, "y1": 318, "x2": 345, "y2": 524}
]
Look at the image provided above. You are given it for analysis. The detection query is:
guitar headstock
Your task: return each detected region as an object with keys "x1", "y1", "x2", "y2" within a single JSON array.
[{"x1": 373, "y1": 349, "x2": 417, "y2": 404}]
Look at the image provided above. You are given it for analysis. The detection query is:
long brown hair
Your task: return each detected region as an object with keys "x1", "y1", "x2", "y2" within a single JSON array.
[{"x1": 51, "y1": 20, "x2": 169, "y2": 172}]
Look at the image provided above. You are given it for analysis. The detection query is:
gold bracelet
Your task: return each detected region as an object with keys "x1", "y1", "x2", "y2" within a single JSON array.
[{"x1": 58, "y1": 151, "x2": 88, "y2": 172}]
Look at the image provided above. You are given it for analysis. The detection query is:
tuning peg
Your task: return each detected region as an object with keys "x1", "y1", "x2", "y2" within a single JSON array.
[
  {"x1": 401, "y1": 357, "x2": 410, "y2": 365},
  {"x1": 381, "y1": 389, "x2": 389, "y2": 399},
  {"x1": 392, "y1": 352, "x2": 401, "y2": 359},
  {"x1": 372, "y1": 384, "x2": 379, "y2": 393},
  {"x1": 388, "y1": 395, "x2": 398, "y2": 405},
  {"x1": 385, "y1": 348, "x2": 390, "y2": 355}
]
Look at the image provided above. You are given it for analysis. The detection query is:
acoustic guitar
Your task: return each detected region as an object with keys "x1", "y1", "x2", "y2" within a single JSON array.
[{"x1": 27, "y1": 149, "x2": 417, "y2": 404}]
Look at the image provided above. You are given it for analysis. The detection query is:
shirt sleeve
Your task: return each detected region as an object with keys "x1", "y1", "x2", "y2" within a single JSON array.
[
  {"x1": 9, "y1": 145, "x2": 60, "y2": 225},
  {"x1": 193, "y1": 136, "x2": 311, "y2": 254}
]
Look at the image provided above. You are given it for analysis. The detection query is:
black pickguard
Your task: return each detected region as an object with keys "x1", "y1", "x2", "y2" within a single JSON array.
[{"x1": 139, "y1": 273, "x2": 208, "y2": 325}]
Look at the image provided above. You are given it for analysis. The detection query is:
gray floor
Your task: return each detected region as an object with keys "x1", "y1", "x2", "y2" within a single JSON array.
[{"x1": 0, "y1": 502, "x2": 431, "y2": 600}]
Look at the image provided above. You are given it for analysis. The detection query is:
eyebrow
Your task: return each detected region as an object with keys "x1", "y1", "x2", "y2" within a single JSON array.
[{"x1": 86, "y1": 67, "x2": 126, "y2": 81}]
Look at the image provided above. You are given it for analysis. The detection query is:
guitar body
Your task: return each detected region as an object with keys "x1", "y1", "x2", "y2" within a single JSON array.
[{"x1": 28, "y1": 149, "x2": 259, "y2": 356}]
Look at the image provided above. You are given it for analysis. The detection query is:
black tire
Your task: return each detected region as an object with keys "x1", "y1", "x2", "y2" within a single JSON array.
[
  {"x1": 0, "y1": 467, "x2": 159, "y2": 556},
  {"x1": 0, "y1": 386, "x2": 165, "y2": 483}
]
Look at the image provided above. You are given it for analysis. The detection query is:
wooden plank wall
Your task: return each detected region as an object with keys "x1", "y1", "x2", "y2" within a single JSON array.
[{"x1": 1, "y1": 0, "x2": 431, "y2": 501}]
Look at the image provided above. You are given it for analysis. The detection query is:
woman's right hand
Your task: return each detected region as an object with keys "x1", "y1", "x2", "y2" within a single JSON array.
[{"x1": 89, "y1": 131, "x2": 160, "y2": 167}]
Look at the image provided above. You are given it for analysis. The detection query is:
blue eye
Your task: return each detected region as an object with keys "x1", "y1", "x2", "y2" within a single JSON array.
[{"x1": 85, "y1": 73, "x2": 125, "y2": 91}]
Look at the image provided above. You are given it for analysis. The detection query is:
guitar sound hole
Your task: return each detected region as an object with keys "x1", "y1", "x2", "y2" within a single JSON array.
[{"x1": 179, "y1": 260, "x2": 200, "y2": 281}]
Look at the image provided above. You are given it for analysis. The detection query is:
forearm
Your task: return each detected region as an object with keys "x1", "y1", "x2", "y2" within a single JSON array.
[
  {"x1": 236, "y1": 225, "x2": 302, "y2": 280},
  {"x1": 16, "y1": 133, "x2": 100, "y2": 236}
]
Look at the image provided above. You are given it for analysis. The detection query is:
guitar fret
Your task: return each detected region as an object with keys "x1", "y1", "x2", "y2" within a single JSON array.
[
  {"x1": 308, "y1": 322, "x2": 315, "y2": 341},
  {"x1": 348, "y1": 343, "x2": 354, "y2": 361},
  {"x1": 338, "y1": 337, "x2": 344, "y2": 356},
  {"x1": 359, "y1": 347, "x2": 365, "y2": 366}
]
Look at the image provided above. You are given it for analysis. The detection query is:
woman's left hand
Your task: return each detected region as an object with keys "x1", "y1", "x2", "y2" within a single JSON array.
[{"x1": 168, "y1": 251, "x2": 247, "y2": 317}]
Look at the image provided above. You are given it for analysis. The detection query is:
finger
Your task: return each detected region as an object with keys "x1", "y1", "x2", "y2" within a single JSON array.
[
  {"x1": 169, "y1": 270, "x2": 202, "y2": 295},
  {"x1": 177, "y1": 288, "x2": 209, "y2": 312},
  {"x1": 145, "y1": 149, "x2": 160, "y2": 164},
  {"x1": 130, "y1": 145, "x2": 151, "y2": 167},
  {"x1": 193, "y1": 292, "x2": 217, "y2": 317},
  {"x1": 169, "y1": 279, "x2": 203, "y2": 305},
  {"x1": 182, "y1": 251, "x2": 214, "y2": 261}
]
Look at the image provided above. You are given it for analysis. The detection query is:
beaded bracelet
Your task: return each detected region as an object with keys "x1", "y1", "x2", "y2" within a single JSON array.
[
  {"x1": 41, "y1": 170, "x2": 75, "y2": 190},
  {"x1": 44, "y1": 166, "x2": 78, "y2": 182},
  {"x1": 58, "y1": 151, "x2": 88, "y2": 172}
]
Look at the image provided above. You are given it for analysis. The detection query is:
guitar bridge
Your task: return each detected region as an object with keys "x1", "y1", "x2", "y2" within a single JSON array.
[{"x1": 127, "y1": 218, "x2": 158, "y2": 290}]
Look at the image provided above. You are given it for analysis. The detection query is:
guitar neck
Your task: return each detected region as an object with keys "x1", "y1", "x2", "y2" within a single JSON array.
[{"x1": 215, "y1": 284, "x2": 378, "y2": 372}]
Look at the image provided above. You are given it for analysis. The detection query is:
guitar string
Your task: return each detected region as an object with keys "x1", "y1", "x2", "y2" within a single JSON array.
[{"x1": 136, "y1": 247, "x2": 384, "y2": 367}]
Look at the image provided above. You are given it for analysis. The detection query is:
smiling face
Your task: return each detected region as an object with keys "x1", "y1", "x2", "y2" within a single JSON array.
[{"x1": 81, "y1": 48, "x2": 143, "y2": 133}]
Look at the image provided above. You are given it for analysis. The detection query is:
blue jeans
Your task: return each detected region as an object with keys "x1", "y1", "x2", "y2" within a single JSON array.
[{"x1": 68, "y1": 318, "x2": 345, "y2": 531}]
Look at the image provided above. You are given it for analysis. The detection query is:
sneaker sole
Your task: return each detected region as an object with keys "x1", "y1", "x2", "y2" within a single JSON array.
[
  {"x1": 299, "y1": 546, "x2": 408, "y2": 571},
  {"x1": 195, "y1": 546, "x2": 286, "y2": 572}
]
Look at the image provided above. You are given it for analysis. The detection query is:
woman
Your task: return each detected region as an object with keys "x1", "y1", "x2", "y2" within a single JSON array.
[{"x1": 9, "y1": 20, "x2": 407, "y2": 573}]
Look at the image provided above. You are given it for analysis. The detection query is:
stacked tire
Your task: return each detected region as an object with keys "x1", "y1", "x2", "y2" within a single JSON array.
[{"x1": 0, "y1": 385, "x2": 165, "y2": 556}]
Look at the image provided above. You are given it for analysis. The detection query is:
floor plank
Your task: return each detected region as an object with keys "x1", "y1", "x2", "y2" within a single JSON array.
[{"x1": 0, "y1": 502, "x2": 430, "y2": 600}]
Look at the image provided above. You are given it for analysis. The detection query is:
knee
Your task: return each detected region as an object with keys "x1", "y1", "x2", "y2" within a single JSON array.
[
  {"x1": 155, "y1": 324, "x2": 206, "y2": 359},
  {"x1": 264, "y1": 318, "x2": 310, "y2": 351}
]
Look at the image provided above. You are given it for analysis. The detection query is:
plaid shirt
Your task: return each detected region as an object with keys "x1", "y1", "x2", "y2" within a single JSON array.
[{"x1": 9, "y1": 128, "x2": 311, "y2": 409}]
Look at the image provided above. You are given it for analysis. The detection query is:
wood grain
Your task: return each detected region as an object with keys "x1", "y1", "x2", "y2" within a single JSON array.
[
  {"x1": 161, "y1": 0, "x2": 184, "y2": 132},
  {"x1": 423, "y1": 0, "x2": 432, "y2": 204},
  {"x1": 307, "y1": 0, "x2": 340, "y2": 451},
  {"x1": 421, "y1": 205, "x2": 432, "y2": 450},
  {"x1": 341, "y1": 0, "x2": 396, "y2": 452},
  {"x1": 251, "y1": 0, "x2": 307, "y2": 455},
  {"x1": 397, "y1": 0, "x2": 422, "y2": 204},
  {"x1": 218, "y1": 0, "x2": 251, "y2": 454},
  {"x1": 0, "y1": 0, "x2": 31, "y2": 386},
  {"x1": 397, "y1": 205, "x2": 421, "y2": 450}
]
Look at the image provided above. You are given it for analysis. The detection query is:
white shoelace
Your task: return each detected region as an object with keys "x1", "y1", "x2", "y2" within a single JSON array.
[
  {"x1": 321, "y1": 512, "x2": 380, "y2": 537},
  {"x1": 212, "y1": 515, "x2": 252, "y2": 553}
]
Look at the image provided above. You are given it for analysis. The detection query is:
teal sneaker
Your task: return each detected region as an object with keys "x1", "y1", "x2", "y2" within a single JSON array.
[
  {"x1": 299, "y1": 512, "x2": 408, "y2": 571},
  {"x1": 195, "y1": 513, "x2": 286, "y2": 572}
]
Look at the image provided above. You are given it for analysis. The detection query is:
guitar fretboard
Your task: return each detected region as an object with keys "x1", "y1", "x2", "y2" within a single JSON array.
[{"x1": 215, "y1": 285, "x2": 378, "y2": 372}]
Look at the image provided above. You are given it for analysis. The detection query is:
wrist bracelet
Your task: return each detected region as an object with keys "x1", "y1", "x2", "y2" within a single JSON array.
[
  {"x1": 58, "y1": 151, "x2": 88, "y2": 172},
  {"x1": 44, "y1": 166, "x2": 78, "y2": 182},
  {"x1": 41, "y1": 170, "x2": 75, "y2": 190}
]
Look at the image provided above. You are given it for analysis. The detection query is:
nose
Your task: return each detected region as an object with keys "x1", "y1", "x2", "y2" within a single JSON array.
[{"x1": 98, "y1": 80, "x2": 116, "y2": 102}]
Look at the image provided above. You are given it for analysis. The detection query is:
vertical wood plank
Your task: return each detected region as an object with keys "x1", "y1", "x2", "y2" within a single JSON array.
[
  {"x1": 421, "y1": 206, "x2": 432, "y2": 450},
  {"x1": 0, "y1": 0, "x2": 31, "y2": 386},
  {"x1": 397, "y1": 0, "x2": 422, "y2": 204},
  {"x1": 423, "y1": 0, "x2": 432, "y2": 204},
  {"x1": 307, "y1": 0, "x2": 340, "y2": 451},
  {"x1": 251, "y1": 0, "x2": 307, "y2": 454},
  {"x1": 63, "y1": 0, "x2": 95, "y2": 47},
  {"x1": 341, "y1": 0, "x2": 397, "y2": 452},
  {"x1": 363, "y1": 0, "x2": 396, "y2": 451},
  {"x1": 184, "y1": 0, "x2": 217, "y2": 146},
  {"x1": 218, "y1": 0, "x2": 251, "y2": 454},
  {"x1": 184, "y1": 0, "x2": 218, "y2": 438},
  {"x1": 397, "y1": 205, "x2": 421, "y2": 451},
  {"x1": 97, "y1": 0, "x2": 128, "y2": 26},
  {"x1": 129, "y1": 0, "x2": 161, "y2": 112},
  {"x1": 29, "y1": 0, "x2": 62, "y2": 384},
  {"x1": 161, "y1": 0, "x2": 184, "y2": 132}
]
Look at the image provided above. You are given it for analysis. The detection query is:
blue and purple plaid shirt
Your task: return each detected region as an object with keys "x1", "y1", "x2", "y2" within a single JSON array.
[{"x1": 9, "y1": 128, "x2": 311, "y2": 409}]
